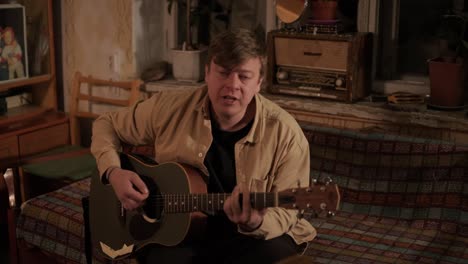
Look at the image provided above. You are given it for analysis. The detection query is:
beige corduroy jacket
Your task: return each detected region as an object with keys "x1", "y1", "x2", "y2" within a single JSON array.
[{"x1": 91, "y1": 87, "x2": 316, "y2": 245}]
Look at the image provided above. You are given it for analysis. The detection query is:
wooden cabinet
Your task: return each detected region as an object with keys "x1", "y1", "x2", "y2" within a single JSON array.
[
  {"x1": 0, "y1": 0, "x2": 61, "y2": 159},
  {"x1": 0, "y1": 136, "x2": 18, "y2": 161},
  {"x1": 0, "y1": 0, "x2": 62, "y2": 226},
  {"x1": 18, "y1": 122, "x2": 69, "y2": 157},
  {"x1": 0, "y1": 110, "x2": 68, "y2": 184}
]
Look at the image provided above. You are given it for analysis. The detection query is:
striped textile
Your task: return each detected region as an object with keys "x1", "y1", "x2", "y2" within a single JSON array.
[
  {"x1": 302, "y1": 125, "x2": 468, "y2": 263},
  {"x1": 16, "y1": 178, "x2": 131, "y2": 264},
  {"x1": 15, "y1": 125, "x2": 468, "y2": 263}
]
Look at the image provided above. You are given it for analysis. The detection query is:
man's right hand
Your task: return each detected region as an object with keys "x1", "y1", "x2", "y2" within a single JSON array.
[{"x1": 107, "y1": 168, "x2": 149, "y2": 210}]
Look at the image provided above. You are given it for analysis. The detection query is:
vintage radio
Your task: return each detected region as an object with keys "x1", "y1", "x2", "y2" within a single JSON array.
[{"x1": 267, "y1": 30, "x2": 373, "y2": 102}]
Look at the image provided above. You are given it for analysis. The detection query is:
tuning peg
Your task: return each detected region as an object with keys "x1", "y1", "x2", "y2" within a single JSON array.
[
  {"x1": 298, "y1": 209, "x2": 305, "y2": 218},
  {"x1": 324, "y1": 176, "x2": 333, "y2": 186},
  {"x1": 327, "y1": 211, "x2": 336, "y2": 218},
  {"x1": 320, "y1": 202, "x2": 327, "y2": 210},
  {"x1": 311, "y1": 178, "x2": 318, "y2": 185}
]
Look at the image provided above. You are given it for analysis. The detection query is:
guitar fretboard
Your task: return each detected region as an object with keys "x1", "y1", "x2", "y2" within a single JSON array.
[{"x1": 148, "y1": 193, "x2": 278, "y2": 213}]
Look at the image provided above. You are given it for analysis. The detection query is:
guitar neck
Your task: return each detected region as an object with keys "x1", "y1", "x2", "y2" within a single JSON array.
[{"x1": 154, "y1": 192, "x2": 278, "y2": 213}]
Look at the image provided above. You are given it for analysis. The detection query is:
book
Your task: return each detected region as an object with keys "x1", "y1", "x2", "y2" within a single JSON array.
[{"x1": 5, "y1": 92, "x2": 31, "y2": 108}]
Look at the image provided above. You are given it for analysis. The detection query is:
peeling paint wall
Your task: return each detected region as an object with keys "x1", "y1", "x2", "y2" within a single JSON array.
[
  {"x1": 61, "y1": 0, "x2": 166, "y2": 111},
  {"x1": 133, "y1": 0, "x2": 165, "y2": 76}
]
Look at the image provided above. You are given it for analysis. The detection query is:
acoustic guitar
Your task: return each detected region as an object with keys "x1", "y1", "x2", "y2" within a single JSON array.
[{"x1": 89, "y1": 153, "x2": 340, "y2": 260}]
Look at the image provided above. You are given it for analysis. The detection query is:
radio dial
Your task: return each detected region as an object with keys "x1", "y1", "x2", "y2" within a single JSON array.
[
  {"x1": 335, "y1": 78, "x2": 344, "y2": 87},
  {"x1": 276, "y1": 70, "x2": 289, "y2": 81}
]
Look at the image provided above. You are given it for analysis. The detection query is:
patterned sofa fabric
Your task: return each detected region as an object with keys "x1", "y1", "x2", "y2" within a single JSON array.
[
  {"x1": 16, "y1": 178, "x2": 130, "y2": 264},
  {"x1": 15, "y1": 124, "x2": 468, "y2": 263},
  {"x1": 302, "y1": 124, "x2": 468, "y2": 263}
]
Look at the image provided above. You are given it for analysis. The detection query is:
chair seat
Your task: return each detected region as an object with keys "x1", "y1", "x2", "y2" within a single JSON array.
[{"x1": 22, "y1": 145, "x2": 96, "y2": 181}]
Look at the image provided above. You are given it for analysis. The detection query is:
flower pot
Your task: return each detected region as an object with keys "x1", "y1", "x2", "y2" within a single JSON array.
[
  {"x1": 172, "y1": 48, "x2": 208, "y2": 83},
  {"x1": 428, "y1": 57, "x2": 466, "y2": 109},
  {"x1": 311, "y1": 0, "x2": 338, "y2": 21}
]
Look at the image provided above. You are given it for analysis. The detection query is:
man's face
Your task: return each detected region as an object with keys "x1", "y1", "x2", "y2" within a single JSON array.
[{"x1": 205, "y1": 58, "x2": 263, "y2": 121}]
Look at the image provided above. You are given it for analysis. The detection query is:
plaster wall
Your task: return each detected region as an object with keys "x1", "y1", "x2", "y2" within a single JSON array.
[{"x1": 61, "y1": 0, "x2": 164, "y2": 111}]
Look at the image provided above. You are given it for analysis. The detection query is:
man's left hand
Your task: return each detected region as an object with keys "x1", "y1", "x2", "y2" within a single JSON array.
[{"x1": 224, "y1": 184, "x2": 265, "y2": 232}]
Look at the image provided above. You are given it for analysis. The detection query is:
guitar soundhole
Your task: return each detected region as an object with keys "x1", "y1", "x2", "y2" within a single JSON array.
[
  {"x1": 128, "y1": 174, "x2": 163, "y2": 240},
  {"x1": 140, "y1": 174, "x2": 164, "y2": 221}
]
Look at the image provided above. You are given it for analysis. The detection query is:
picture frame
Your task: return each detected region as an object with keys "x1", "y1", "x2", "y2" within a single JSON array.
[{"x1": 0, "y1": 4, "x2": 29, "y2": 84}]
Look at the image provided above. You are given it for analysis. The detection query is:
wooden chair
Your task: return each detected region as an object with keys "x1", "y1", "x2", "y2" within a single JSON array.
[{"x1": 18, "y1": 71, "x2": 142, "y2": 202}]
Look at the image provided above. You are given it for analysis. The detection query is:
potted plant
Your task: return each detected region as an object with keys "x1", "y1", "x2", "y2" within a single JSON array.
[
  {"x1": 310, "y1": 0, "x2": 338, "y2": 21},
  {"x1": 428, "y1": 12, "x2": 468, "y2": 109},
  {"x1": 167, "y1": 0, "x2": 208, "y2": 83}
]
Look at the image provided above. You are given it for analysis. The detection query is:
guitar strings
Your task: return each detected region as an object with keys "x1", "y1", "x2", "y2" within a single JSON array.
[{"x1": 141, "y1": 193, "x2": 277, "y2": 207}]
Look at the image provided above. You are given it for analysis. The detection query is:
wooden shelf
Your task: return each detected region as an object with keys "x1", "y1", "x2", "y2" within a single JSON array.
[
  {"x1": 0, "y1": 105, "x2": 50, "y2": 128},
  {"x1": 263, "y1": 92, "x2": 468, "y2": 145},
  {"x1": 0, "y1": 75, "x2": 53, "y2": 92},
  {"x1": 0, "y1": 107, "x2": 66, "y2": 139}
]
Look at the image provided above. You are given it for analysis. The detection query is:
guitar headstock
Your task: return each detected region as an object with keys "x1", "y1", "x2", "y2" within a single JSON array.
[{"x1": 277, "y1": 181, "x2": 340, "y2": 217}]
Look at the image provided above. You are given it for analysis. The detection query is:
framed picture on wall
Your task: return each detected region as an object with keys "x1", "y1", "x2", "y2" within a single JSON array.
[{"x1": 0, "y1": 4, "x2": 29, "y2": 84}]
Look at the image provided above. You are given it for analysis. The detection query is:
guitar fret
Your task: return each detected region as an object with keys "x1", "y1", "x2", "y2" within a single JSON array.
[
  {"x1": 209, "y1": 193, "x2": 212, "y2": 211},
  {"x1": 172, "y1": 194, "x2": 175, "y2": 213},
  {"x1": 203, "y1": 194, "x2": 206, "y2": 211},
  {"x1": 179, "y1": 194, "x2": 181, "y2": 213},
  {"x1": 166, "y1": 194, "x2": 170, "y2": 213},
  {"x1": 173, "y1": 194, "x2": 176, "y2": 213},
  {"x1": 166, "y1": 194, "x2": 169, "y2": 213},
  {"x1": 170, "y1": 194, "x2": 173, "y2": 213}
]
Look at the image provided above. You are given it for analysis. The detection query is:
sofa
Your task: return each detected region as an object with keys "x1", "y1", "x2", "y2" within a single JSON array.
[{"x1": 13, "y1": 123, "x2": 468, "y2": 263}]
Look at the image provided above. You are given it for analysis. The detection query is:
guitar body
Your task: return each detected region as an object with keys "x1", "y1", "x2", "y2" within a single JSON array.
[{"x1": 89, "y1": 153, "x2": 207, "y2": 259}]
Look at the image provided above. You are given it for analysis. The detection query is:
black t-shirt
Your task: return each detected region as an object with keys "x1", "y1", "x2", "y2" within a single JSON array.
[
  {"x1": 203, "y1": 118, "x2": 253, "y2": 237},
  {"x1": 204, "y1": 119, "x2": 253, "y2": 193}
]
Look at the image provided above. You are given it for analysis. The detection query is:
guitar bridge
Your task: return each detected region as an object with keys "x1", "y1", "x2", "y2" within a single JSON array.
[{"x1": 118, "y1": 202, "x2": 126, "y2": 226}]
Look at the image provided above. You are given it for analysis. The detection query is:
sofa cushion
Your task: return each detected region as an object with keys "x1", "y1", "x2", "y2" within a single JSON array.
[{"x1": 301, "y1": 124, "x2": 468, "y2": 263}]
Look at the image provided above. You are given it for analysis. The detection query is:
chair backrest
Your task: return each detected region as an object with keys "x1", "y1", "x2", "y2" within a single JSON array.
[{"x1": 69, "y1": 71, "x2": 143, "y2": 146}]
